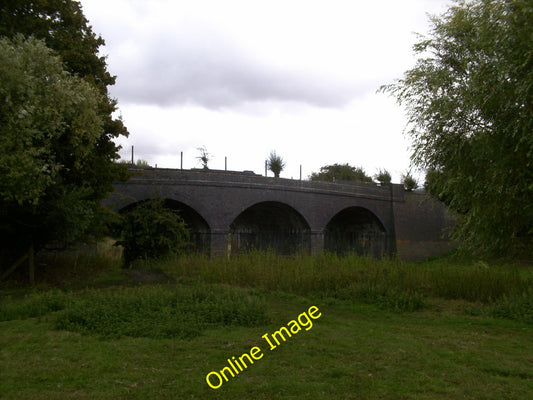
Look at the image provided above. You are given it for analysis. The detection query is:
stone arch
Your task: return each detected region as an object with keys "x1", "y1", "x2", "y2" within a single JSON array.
[
  {"x1": 229, "y1": 201, "x2": 311, "y2": 255},
  {"x1": 324, "y1": 206, "x2": 387, "y2": 257},
  {"x1": 119, "y1": 198, "x2": 211, "y2": 254}
]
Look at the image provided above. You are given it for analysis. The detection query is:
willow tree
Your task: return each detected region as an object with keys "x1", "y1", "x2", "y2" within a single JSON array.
[{"x1": 381, "y1": 0, "x2": 532, "y2": 257}]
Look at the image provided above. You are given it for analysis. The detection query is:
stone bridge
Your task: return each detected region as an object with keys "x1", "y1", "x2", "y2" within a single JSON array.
[{"x1": 104, "y1": 168, "x2": 456, "y2": 261}]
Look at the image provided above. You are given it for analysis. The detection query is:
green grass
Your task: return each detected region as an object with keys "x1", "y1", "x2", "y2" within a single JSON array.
[
  {"x1": 1, "y1": 252, "x2": 532, "y2": 399},
  {"x1": 157, "y1": 251, "x2": 532, "y2": 314}
]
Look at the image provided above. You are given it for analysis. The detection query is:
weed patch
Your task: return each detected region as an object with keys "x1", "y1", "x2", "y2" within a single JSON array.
[
  {"x1": 1, "y1": 285, "x2": 269, "y2": 339},
  {"x1": 354, "y1": 285, "x2": 426, "y2": 312},
  {"x1": 490, "y1": 291, "x2": 533, "y2": 324}
]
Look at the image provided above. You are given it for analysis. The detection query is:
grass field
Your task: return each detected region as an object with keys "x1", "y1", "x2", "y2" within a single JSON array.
[{"x1": 1, "y1": 252, "x2": 531, "y2": 399}]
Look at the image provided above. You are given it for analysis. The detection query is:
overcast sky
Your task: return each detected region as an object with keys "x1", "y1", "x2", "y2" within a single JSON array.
[{"x1": 81, "y1": 0, "x2": 453, "y2": 182}]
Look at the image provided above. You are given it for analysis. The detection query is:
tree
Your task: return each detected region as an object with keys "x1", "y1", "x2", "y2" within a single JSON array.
[
  {"x1": 0, "y1": 0, "x2": 128, "y2": 197},
  {"x1": 380, "y1": 0, "x2": 532, "y2": 257},
  {"x1": 0, "y1": 1, "x2": 130, "y2": 267},
  {"x1": 0, "y1": 36, "x2": 115, "y2": 264},
  {"x1": 310, "y1": 163, "x2": 373, "y2": 183},
  {"x1": 116, "y1": 199, "x2": 190, "y2": 266},
  {"x1": 267, "y1": 151, "x2": 286, "y2": 178},
  {"x1": 374, "y1": 169, "x2": 392, "y2": 186},
  {"x1": 196, "y1": 146, "x2": 210, "y2": 169},
  {"x1": 401, "y1": 172, "x2": 419, "y2": 192}
]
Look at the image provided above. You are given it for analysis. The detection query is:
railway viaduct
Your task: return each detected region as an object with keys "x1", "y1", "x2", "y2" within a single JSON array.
[{"x1": 104, "y1": 168, "x2": 456, "y2": 261}]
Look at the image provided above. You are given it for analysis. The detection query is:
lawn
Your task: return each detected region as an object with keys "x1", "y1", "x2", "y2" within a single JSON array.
[{"x1": 0, "y1": 253, "x2": 531, "y2": 399}]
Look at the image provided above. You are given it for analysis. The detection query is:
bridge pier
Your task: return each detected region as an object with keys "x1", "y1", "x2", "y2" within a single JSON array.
[
  {"x1": 210, "y1": 230, "x2": 230, "y2": 257},
  {"x1": 310, "y1": 231, "x2": 324, "y2": 255}
]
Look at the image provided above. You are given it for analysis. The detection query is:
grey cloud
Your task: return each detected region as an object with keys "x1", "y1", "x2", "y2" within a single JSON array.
[{"x1": 110, "y1": 34, "x2": 371, "y2": 109}]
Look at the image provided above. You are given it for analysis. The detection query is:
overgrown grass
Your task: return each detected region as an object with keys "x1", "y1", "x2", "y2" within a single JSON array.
[
  {"x1": 3, "y1": 251, "x2": 531, "y2": 320},
  {"x1": 156, "y1": 251, "x2": 532, "y2": 317},
  {"x1": 0, "y1": 285, "x2": 269, "y2": 339},
  {"x1": 490, "y1": 290, "x2": 533, "y2": 324}
]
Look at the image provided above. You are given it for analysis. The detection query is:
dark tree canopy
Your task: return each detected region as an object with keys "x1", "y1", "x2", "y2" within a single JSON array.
[
  {"x1": 310, "y1": 164, "x2": 374, "y2": 183},
  {"x1": 0, "y1": 0, "x2": 115, "y2": 89},
  {"x1": 381, "y1": 0, "x2": 532, "y2": 258}
]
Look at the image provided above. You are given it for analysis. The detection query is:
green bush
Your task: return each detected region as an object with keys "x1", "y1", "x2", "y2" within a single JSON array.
[{"x1": 116, "y1": 199, "x2": 191, "y2": 266}]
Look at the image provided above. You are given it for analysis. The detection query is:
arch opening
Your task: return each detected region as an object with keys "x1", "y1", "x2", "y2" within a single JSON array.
[
  {"x1": 119, "y1": 198, "x2": 211, "y2": 254},
  {"x1": 230, "y1": 201, "x2": 311, "y2": 255},
  {"x1": 324, "y1": 207, "x2": 387, "y2": 257}
]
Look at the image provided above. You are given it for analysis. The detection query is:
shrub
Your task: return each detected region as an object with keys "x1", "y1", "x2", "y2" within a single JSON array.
[{"x1": 116, "y1": 199, "x2": 190, "y2": 266}]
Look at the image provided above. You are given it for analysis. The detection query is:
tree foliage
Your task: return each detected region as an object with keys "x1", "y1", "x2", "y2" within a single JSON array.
[
  {"x1": 0, "y1": 36, "x2": 116, "y2": 259},
  {"x1": 0, "y1": 36, "x2": 103, "y2": 205},
  {"x1": 374, "y1": 169, "x2": 392, "y2": 186},
  {"x1": 381, "y1": 0, "x2": 532, "y2": 257},
  {"x1": 310, "y1": 163, "x2": 374, "y2": 183},
  {"x1": 267, "y1": 151, "x2": 286, "y2": 178},
  {"x1": 401, "y1": 172, "x2": 419, "y2": 192},
  {"x1": 0, "y1": 0, "x2": 129, "y2": 265},
  {"x1": 116, "y1": 199, "x2": 190, "y2": 266},
  {"x1": 0, "y1": 0, "x2": 128, "y2": 144}
]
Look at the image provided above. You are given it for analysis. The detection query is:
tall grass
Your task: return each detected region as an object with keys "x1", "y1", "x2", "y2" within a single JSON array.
[
  {"x1": 3, "y1": 251, "x2": 530, "y2": 328},
  {"x1": 158, "y1": 252, "x2": 532, "y2": 314}
]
